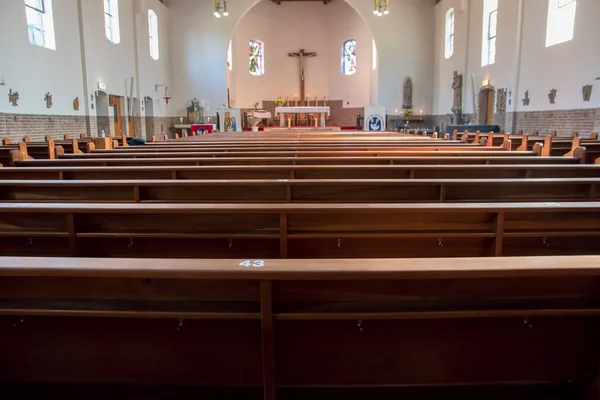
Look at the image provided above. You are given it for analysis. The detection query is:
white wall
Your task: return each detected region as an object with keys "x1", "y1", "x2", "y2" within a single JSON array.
[
  {"x1": 169, "y1": 0, "x2": 435, "y2": 116},
  {"x1": 346, "y1": 0, "x2": 436, "y2": 114},
  {"x1": 518, "y1": 0, "x2": 599, "y2": 112},
  {"x1": 433, "y1": 0, "x2": 600, "y2": 116},
  {"x1": 0, "y1": 0, "x2": 85, "y2": 115},
  {"x1": 135, "y1": 0, "x2": 171, "y2": 118}
]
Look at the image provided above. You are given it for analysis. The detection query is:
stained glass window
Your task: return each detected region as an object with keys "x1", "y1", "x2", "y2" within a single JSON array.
[
  {"x1": 249, "y1": 40, "x2": 264, "y2": 76},
  {"x1": 342, "y1": 39, "x2": 357, "y2": 75}
]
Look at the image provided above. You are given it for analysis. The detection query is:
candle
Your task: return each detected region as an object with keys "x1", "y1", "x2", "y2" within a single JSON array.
[
  {"x1": 288, "y1": 117, "x2": 291, "y2": 128},
  {"x1": 315, "y1": 116, "x2": 318, "y2": 128}
]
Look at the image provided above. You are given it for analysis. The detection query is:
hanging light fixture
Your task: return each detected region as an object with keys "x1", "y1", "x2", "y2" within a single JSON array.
[
  {"x1": 214, "y1": 0, "x2": 228, "y2": 18},
  {"x1": 373, "y1": 0, "x2": 389, "y2": 17}
]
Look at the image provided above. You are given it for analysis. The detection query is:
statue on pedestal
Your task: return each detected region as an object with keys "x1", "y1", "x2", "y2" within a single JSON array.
[
  {"x1": 402, "y1": 77, "x2": 413, "y2": 110},
  {"x1": 452, "y1": 71, "x2": 463, "y2": 112}
]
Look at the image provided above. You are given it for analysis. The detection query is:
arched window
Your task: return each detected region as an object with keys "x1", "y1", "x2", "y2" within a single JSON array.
[
  {"x1": 372, "y1": 39, "x2": 377, "y2": 71},
  {"x1": 249, "y1": 40, "x2": 264, "y2": 76},
  {"x1": 481, "y1": 0, "x2": 497, "y2": 66},
  {"x1": 444, "y1": 8, "x2": 455, "y2": 59},
  {"x1": 227, "y1": 39, "x2": 233, "y2": 71},
  {"x1": 148, "y1": 10, "x2": 159, "y2": 60},
  {"x1": 342, "y1": 39, "x2": 357, "y2": 75},
  {"x1": 104, "y1": 0, "x2": 121, "y2": 44},
  {"x1": 546, "y1": 0, "x2": 576, "y2": 47},
  {"x1": 25, "y1": 0, "x2": 56, "y2": 50}
]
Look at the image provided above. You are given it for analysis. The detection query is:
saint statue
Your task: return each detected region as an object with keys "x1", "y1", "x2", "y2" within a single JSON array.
[
  {"x1": 402, "y1": 77, "x2": 413, "y2": 109},
  {"x1": 452, "y1": 71, "x2": 463, "y2": 112}
]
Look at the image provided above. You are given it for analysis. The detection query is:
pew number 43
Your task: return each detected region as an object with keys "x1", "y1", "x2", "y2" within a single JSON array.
[{"x1": 239, "y1": 260, "x2": 265, "y2": 268}]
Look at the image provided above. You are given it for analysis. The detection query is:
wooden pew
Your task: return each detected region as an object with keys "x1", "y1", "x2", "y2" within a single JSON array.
[
  {"x1": 0, "y1": 178, "x2": 598, "y2": 203},
  {"x1": 61, "y1": 149, "x2": 534, "y2": 160},
  {"x1": 0, "y1": 202, "x2": 599, "y2": 258},
  {"x1": 0, "y1": 141, "x2": 29, "y2": 167},
  {"x1": 14, "y1": 154, "x2": 585, "y2": 167},
  {"x1": 0, "y1": 255, "x2": 598, "y2": 396},
  {"x1": 24, "y1": 139, "x2": 58, "y2": 160},
  {"x1": 2, "y1": 164, "x2": 600, "y2": 181},
  {"x1": 105, "y1": 142, "x2": 474, "y2": 152}
]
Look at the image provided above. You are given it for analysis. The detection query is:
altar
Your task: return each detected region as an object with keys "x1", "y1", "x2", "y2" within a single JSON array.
[{"x1": 275, "y1": 106, "x2": 330, "y2": 128}]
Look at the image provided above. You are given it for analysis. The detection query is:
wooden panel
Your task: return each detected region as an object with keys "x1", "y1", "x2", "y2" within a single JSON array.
[
  {"x1": 77, "y1": 237, "x2": 281, "y2": 259},
  {"x1": 0, "y1": 317, "x2": 262, "y2": 386},
  {"x1": 275, "y1": 318, "x2": 593, "y2": 385},
  {"x1": 287, "y1": 238, "x2": 493, "y2": 258},
  {"x1": 140, "y1": 184, "x2": 286, "y2": 202},
  {"x1": 287, "y1": 212, "x2": 494, "y2": 233},
  {"x1": 76, "y1": 213, "x2": 280, "y2": 234},
  {"x1": 444, "y1": 183, "x2": 592, "y2": 202}
]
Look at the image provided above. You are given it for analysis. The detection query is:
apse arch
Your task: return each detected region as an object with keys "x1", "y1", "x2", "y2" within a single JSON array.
[{"x1": 226, "y1": 0, "x2": 377, "y2": 109}]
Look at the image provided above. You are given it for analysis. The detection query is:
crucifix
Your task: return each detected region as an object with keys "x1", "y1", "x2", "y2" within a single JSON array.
[{"x1": 288, "y1": 49, "x2": 316, "y2": 102}]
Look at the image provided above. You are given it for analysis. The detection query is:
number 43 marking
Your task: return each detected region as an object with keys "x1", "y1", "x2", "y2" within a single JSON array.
[{"x1": 239, "y1": 260, "x2": 265, "y2": 268}]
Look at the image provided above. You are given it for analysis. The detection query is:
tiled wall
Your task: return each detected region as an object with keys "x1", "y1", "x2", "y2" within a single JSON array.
[
  {"x1": 0, "y1": 113, "x2": 88, "y2": 142},
  {"x1": 424, "y1": 109, "x2": 600, "y2": 137},
  {"x1": 0, "y1": 113, "x2": 175, "y2": 142}
]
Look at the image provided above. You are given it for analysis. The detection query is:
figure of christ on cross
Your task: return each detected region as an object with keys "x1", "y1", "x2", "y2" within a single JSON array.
[{"x1": 288, "y1": 49, "x2": 316, "y2": 102}]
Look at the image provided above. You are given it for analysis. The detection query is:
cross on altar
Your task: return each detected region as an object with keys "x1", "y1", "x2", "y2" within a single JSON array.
[{"x1": 288, "y1": 49, "x2": 316, "y2": 102}]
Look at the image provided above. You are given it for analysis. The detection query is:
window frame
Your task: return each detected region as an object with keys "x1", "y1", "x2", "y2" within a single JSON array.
[
  {"x1": 25, "y1": 0, "x2": 55, "y2": 50},
  {"x1": 546, "y1": 0, "x2": 577, "y2": 47},
  {"x1": 481, "y1": 0, "x2": 498, "y2": 67},
  {"x1": 104, "y1": 0, "x2": 121, "y2": 44},
  {"x1": 487, "y1": 9, "x2": 497, "y2": 65},
  {"x1": 148, "y1": 9, "x2": 159, "y2": 60},
  {"x1": 444, "y1": 8, "x2": 455, "y2": 59}
]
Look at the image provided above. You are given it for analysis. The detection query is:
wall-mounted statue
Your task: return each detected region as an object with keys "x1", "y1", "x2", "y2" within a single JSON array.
[
  {"x1": 73, "y1": 97, "x2": 80, "y2": 111},
  {"x1": 522, "y1": 90, "x2": 530, "y2": 106},
  {"x1": 548, "y1": 89, "x2": 557, "y2": 104},
  {"x1": 8, "y1": 89, "x2": 19, "y2": 106},
  {"x1": 451, "y1": 71, "x2": 463, "y2": 112},
  {"x1": 583, "y1": 85, "x2": 593, "y2": 102},
  {"x1": 402, "y1": 77, "x2": 413, "y2": 109},
  {"x1": 496, "y1": 88, "x2": 507, "y2": 112},
  {"x1": 45, "y1": 92, "x2": 53, "y2": 109}
]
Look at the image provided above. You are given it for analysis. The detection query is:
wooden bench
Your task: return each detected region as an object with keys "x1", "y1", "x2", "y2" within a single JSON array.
[
  {"x1": 1, "y1": 178, "x2": 598, "y2": 204},
  {"x1": 0, "y1": 141, "x2": 29, "y2": 167},
  {"x1": 2, "y1": 164, "x2": 600, "y2": 181},
  {"x1": 14, "y1": 154, "x2": 585, "y2": 167},
  {"x1": 98, "y1": 143, "x2": 481, "y2": 153},
  {"x1": 0, "y1": 202, "x2": 599, "y2": 258},
  {"x1": 0, "y1": 255, "x2": 598, "y2": 395}
]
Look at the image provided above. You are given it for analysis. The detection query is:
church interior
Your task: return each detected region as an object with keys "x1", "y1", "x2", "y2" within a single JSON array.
[{"x1": 1, "y1": 0, "x2": 600, "y2": 399}]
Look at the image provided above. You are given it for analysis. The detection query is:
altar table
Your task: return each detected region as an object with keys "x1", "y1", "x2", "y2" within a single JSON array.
[{"x1": 275, "y1": 106, "x2": 331, "y2": 128}]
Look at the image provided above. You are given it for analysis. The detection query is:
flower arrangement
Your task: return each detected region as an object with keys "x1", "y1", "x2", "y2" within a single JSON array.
[
  {"x1": 275, "y1": 97, "x2": 286, "y2": 107},
  {"x1": 404, "y1": 109, "x2": 413, "y2": 119}
]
